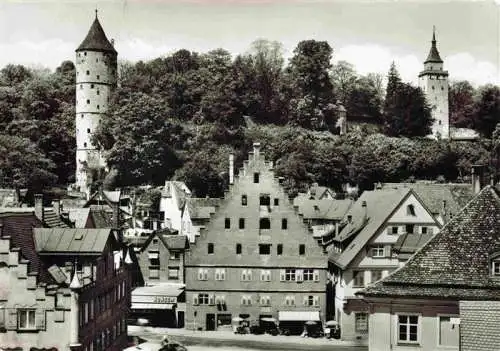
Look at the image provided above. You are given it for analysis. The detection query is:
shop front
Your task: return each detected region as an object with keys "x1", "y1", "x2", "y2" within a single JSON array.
[
  {"x1": 130, "y1": 284, "x2": 185, "y2": 327},
  {"x1": 278, "y1": 311, "x2": 321, "y2": 335}
]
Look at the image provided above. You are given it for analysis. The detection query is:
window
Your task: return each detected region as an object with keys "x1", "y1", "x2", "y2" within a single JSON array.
[
  {"x1": 97, "y1": 105, "x2": 100, "y2": 109},
  {"x1": 391, "y1": 226, "x2": 399, "y2": 235},
  {"x1": 97, "y1": 90, "x2": 100, "y2": 95},
  {"x1": 241, "y1": 295, "x2": 252, "y2": 305},
  {"x1": 86, "y1": 70, "x2": 90, "y2": 75},
  {"x1": 152, "y1": 239, "x2": 158, "y2": 244},
  {"x1": 236, "y1": 243, "x2": 242, "y2": 255},
  {"x1": 260, "y1": 296, "x2": 271, "y2": 306},
  {"x1": 421, "y1": 226, "x2": 428, "y2": 234},
  {"x1": 18, "y1": 309, "x2": 36, "y2": 330},
  {"x1": 80, "y1": 84, "x2": 83, "y2": 89},
  {"x1": 241, "y1": 195, "x2": 247, "y2": 206},
  {"x1": 86, "y1": 99, "x2": 90, "y2": 104},
  {"x1": 281, "y1": 218, "x2": 288, "y2": 230},
  {"x1": 285, "y1": 269, "x2": 296, "y2": 281},
  {"x1": 168, "y1": 268, "x2": 179, "y2": 280},
  {"x1": 355, "y1": 313, "x2": 368, "y2": 333},
  {"x1": 259, "y1": 195, "x2": 270, "y2": 206},
  {"x1": 285, "y1": 296, "x2": 295, "y2": 306},
  {"x1": 260, "y1": 269, "x2": 271, "y2": 281},
  {"x1": 259, "y1": 244, "x2": 271, "y2": 255},
  {"x1": 352, "y1": 271, "x2": 364, "y2": 287},
  {"x1": 241, "y1": 269, "x2": 252, "y2": 281},
  {"x1": 397, "y1": 315, "x2": 419, "y2": 343},
  {"x1": 274, "y1": 198, "x2": 279, "y2": 206},
  {"x1": 299, "y1": 244, "x2": 305, "y2": 255},
  {"x1": 371, "y1": 245, "x2": 385, "y2": 258},
  {"x1": 259, "y1": 218, "x2": 271, "y2": 230},
  {"x1": 169, "y1": 251, "x2": 180, "y2": 260},
  {"x1": 306, "y1": 295, "x2": 314, "y2": 306},
  {"x1": 371, "y1": 270, "x2": 383, "y2": 283},
  {"x1": 197, "y1": 268, "x2": 208, "y2": 280},
  {"x1": 91, "y1": 84, "x2": 94, "y2": 88},
  {"x1": 97, "y1": 75, "x2": 100, "y2": 80},
  {"x1": 277, "y1": 244, "x2": 283, "y2": 255},
  {"x1": 405, "y1": 224, "x2": 415, "y2": 234},
  {"x1": 225, "y1": 218, "x2": 230, "y2": 229},
  {"x1": 83, "y1": 142, "x2": 87, "y2": 148},
  {"x1": 253, "y1": 173, "x2": 260, "y2": 183},
  {"x1": 215, "y1": 268, "x2": 226, "y2": 281},
  {"x1": 197, "y1": 294, "x2": 210, "y2": 305},
  {"x1": 492, "y1": 260, "x2": 500, "y2": 276},
  {"x1": 149, "y1": 267, "x2": 159, "y2": 279},
  {"x1": 84, "y1": 52, "x2": 87, "y2": 56},
  {"x1": 87, "y1": 128, "x2": 91, "y2": 133},
  {"x1": 407, "y1": 204, "x2": 416, "y2": 216},
  {"x1": 303, "y1": 269, "x2": 314, "y2": 281},
  {"x1": 438, "y1": 316, "x2": 459, "y2": 346},
  {"x1": 239, "y1": 218, "x2": 245, "y2": 229},
  {"x1": 208, "y1": 243, "x2": 214, "y2": 254}
]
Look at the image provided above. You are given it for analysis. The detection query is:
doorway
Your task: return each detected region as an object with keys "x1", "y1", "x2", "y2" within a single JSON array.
[
  {"x1": 206, "y1": 313, "x2": 216, "y2": 331},
  {"x1": 177, "y1": 311, "x2": 185, "y2": 328}
]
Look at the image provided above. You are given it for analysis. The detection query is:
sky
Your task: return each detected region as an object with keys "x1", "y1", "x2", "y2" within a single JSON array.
[{"x1": 0, "y1": 0, "x2": 499, "y2": 86}]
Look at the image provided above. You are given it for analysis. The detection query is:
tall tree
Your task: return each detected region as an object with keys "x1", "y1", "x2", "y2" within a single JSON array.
[
  {"x1": 384, "y1": 61, "x2": 401, "y2": 112},
  {"x1": 449, "y1": 80, "x2": 476, "y2": 129},
  {"x1": 474, "y1": 84, "x2": 500, "y2": 138},
  {"x1": 331, "y1": 60, "x2": 357, "y2": 105},
  {"x1": 286, "y1": 40, "x2": 336, "y2": 130}
]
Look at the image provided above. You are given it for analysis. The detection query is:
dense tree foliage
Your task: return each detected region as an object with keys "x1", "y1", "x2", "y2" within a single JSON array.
[{"x1": 0, "y1": 39, "x2": 499, "y2": 198}]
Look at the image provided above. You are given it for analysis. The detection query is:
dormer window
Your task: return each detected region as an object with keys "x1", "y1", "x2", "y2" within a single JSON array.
[{"x1": 407, "y1": 204, "x2": 416, "y2": 216}]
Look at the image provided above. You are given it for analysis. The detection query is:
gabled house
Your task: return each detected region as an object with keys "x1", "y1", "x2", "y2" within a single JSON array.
[
  {"x1": 185, "y1": 143, "x2": 328, "y2": 333},
  {"x1": 131, "y1": 228, "x2": 189, "y2": 327},
  {"x1": 159, "y1": 181, "x2": 191, "y2": 231},
  {"x1": 357, "y1": 185, "x2": 500, "y2": 351},
  {"x1": 0, "y1": 212, "x2": 135, "y2": 351},
  {"x1": 181, "y1": 197, "x2": 219, "y2": 244},
  {"x1": 328, "y1": 187, "x2": 441, "y2": 341}
]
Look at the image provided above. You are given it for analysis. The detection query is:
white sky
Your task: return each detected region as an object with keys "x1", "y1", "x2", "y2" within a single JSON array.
[{"x1": 0, "y1": 0, "x2": 499, "y2": 86}]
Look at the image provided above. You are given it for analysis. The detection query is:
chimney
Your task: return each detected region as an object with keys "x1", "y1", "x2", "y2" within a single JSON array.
[
  {"x1": 112, "y1": 204, "x2": 120, "y2": 230},
  {"x1": 362, "y1": 201, "x2": 367, "y2": 221},
  {"x1": 229, "y1": 154, "x2": 234, "y2": 185},
  {"x1": 34, "y1": 194, "x2": 44, "y2": 222},
  {"x1": 442, "y1": 200, "x2": 447, "y2": 216},
  {"x1": 110, "y1": 39, "x2": 115, "y2": 47},
  {"x1": 253, "y1": 142, "x2": 261, "y2": 160},
  {"x1": 471, "y1": 165, "x2": 482, "y2": 195}
]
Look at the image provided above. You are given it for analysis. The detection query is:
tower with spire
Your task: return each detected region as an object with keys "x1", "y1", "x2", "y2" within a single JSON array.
[
  {"x1": 418, "y1": 27, "x2": 449, "y2": 139},
  {"x1": 75, "y1": 11, "x2": 117, "y2": 199}
]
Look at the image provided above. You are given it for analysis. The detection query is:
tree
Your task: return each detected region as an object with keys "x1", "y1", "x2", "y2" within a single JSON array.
[
  {"x1": 286, "y1": 40, "x2": 336, "y2": 130},
  {"x1": 474, "y1": 84, "x2": 500, "y2": 138},
  {"x1": 347, "y1": 75, "x2": 383, "y2": 120},
  {"x1": 331, "y1": 61, "x2": 357, "y2": 105},
  {"x1": 383, "y1": 82, "x2": 433, "y2": 137},
  {"x1": 384, "y1": 61, "x2": 401, "y2": 112},
  {"x1": 449, "y1": 80, "x2": 476, "y2": 129}
]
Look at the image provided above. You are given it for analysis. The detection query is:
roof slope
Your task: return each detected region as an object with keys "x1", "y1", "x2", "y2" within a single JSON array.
[
  {"x1": 362, "y1": 186, "x2": 500, "y2": 299},
  {"x1": 381, "y1": 182, "x2": 473, "y2": 223},
  {"x1": 34, "y1": 228, "x2": 113, "y2": 254},
  {"x1": 76, "y1": 16, "x2": 117, "y2": 54},
  {"x1": 425, "y1": 31, "x2": 443, "y2": 63},
  {"x1": 329, "y1": 188, "x2": 412, "y2": 269},
  {"x1": 68, "y1": 208, "x2": 91, "y2": 228},
  {"x1": 185, "y1": 197, "x2": 219, "y2": 219},
  {"x1": 295, "y1": 198, "x2": 353, "y2": 220}
]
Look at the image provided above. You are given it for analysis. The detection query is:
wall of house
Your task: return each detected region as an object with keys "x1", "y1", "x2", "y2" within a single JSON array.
[
  {"x1": 368, "y1": 299, "x2": 459, "y2": 351},
  {"x1": 185, "y1": 147, "x2": 328, "y2": 330},
  {"x1": 138, "y1": 236, "x2": 185, "y2": 285},
  {"x1": 159, "y1": 187, "x2": 183, "y2": 231}
]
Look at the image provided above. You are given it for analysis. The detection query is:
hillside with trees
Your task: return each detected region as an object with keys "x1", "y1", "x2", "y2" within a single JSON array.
[{"x1": 0, "y1": 39, "x2": 499, "y2": 199}]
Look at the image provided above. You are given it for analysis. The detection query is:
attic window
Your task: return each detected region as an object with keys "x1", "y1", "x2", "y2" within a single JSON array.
[
  {"x1": 75, "y1": 233, "x2": 83, "y2": 240},
  {"x1": 407, "y1": 204, "x2": 416, "y2": 216}
]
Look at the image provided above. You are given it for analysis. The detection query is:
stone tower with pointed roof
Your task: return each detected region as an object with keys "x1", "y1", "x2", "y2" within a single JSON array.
[
  {"x1": 418, "y1": 28, "x2": 449, "y2": 139},
  {"x1": 75, "y1": 11, "x2": 117, "y2": 199}
]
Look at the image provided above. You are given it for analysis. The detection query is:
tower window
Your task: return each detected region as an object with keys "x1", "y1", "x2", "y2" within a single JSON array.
[
  {"x1": 97, "y1": 90, "x2": 100, "y2": 95},
  {"x1": 80, "y1": 84, "x2": 83, "y2": 89},
  {"x1": 441, "y1": 87, "x2": 444, "y2": 91},
  {"x1": 84, "y1": 142, "x2": 87, "y2": 148},
  {"x1": 86, "y1": 70, "x2": 90, "y2": 75},
  {"x1": 97, "y1": 75, "x2": 100, "y2": 80},
  {"x1": 86, "y1": 99, "x2": 90, "y2": 104},
  {"x1": 91, "y1": 84, "x2": 94, "y2": 89},
  {"x1": 84, "y1": 52, "x2": 87, "y2": 56},
  {"x1": 432, "y1": 86, "x2": 435, "y2": 90},
  {"x1": 96, "y1": 58, "x2": 99, "y2": 63},
  {"x1": 81, "y1": 114, "x2": 84, "y2": 118},
  {"x1": 87, "y1": 128, "x2": 90, "y2": 133},
  {"x1": 97, "y1": 105, "x2": 100, "y2": 110}
]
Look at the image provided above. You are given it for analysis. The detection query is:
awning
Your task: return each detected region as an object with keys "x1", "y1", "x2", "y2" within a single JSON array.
[
  {"x1": 148, "y1": 252, "x2": 159, "y2": 259},
  {"x1": 131, "y1": 303, "x2": 174, "y2": 310},
  {"x1": 278, "y1": 311, "x2": 320, "y2": 321}
]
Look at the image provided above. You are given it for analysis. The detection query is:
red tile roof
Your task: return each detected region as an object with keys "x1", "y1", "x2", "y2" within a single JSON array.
[{"x1": 361, "y1": 186, "x2": 500, "y2": 299}]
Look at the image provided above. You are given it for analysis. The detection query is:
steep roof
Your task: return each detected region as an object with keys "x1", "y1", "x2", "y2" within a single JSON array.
[
  {"x1": 67, "y1": 208, "x2": 91, "y2": 228},
  {"x1": 76, "y1": 16, "x2": 117, "y2": 54},
  {"x1": 424, "y1": 30, "x2": 443, "y2": 63},
  {"x1": 162, "y1": 181, "x2": 191, "y2": 211},
  {"x1": 393, "y1": 232, "x2": 433, "y2": 261},
  {"x1": 381, "y1": 182, "x2": 474, "y2": 223},
  {"x1": 328, "y1": 188, "x2": 414, "y2": 269},
  {"x1": 0, "y1": 207, "x2": 72, "y2": 228},
  {"x1": 185, "y1": 198, "x2": 219, "y2": 219},
  {"x1": 89, "y1": 206, "x2": 114, "y2": 228},
  {"x1": 295, "y1": 198, "x2": 353, "y2": 220},
  {"x1": 0, "y1": 213, "x2": 54, "y2": 284},
  {"x1": 140, "y1": 228, "x2": 188, "y2": 252},
  {"x1": 361, "y1": 186, "x2": 500, "y2": 300},
  {"x1": 34, "y1": 228, "x2": 114, "y2": 255}
]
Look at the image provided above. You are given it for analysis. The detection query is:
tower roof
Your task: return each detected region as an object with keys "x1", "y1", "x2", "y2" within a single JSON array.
[
  {"x1": 76, "y1": 13, "x2": 117, "y2": 54},
  {"x1": 424, "y1": 27, "x2": 443, "y2": 64}
]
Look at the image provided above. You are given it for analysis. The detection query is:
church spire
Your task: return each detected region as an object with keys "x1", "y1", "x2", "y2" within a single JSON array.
[{"x1": 425, "y1": 26, "x2": 443, "y2": 64}]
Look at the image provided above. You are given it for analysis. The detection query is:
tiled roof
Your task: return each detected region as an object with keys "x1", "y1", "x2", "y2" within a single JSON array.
[
  {"x1": 67, "y1": 208, "x2": 91, "y2": 228},
  {"x1": 186, "y1": 198, "x2": 219, "y2": 219},
  {"x1": 0, "y1": 213, "x2": 54, "y2": 284},
  {"x1": 89, "y1": 207, "x2": 114, "y2": 228},
  {"x1": 34, "y1": 228, "x2": 112, "y2": 255},
  {"x1": 76, "y1": 17, "x2": 117, "y2": 54},
  {"x1": 295, "y1": 198, "x2": 353, "y2": 220},
  {"x1": 164, "y1": 235, "x2": 189, "y2": 250},
  {"x1": 0, "y1": 207, "x2": 72, "y2": 228},
  {"x1": 380, "y1": 182, "x2": 474, "y2": 223},
  {"x1": 393, "y1": 232, "x2": 433, "y2": 261},
  {"x1": 328, "y1": 188, "x2": 412, "y2": 269},
  {"x1": 361, "y1": 186, "x2": 500, "y2": 299},
  {"x1": 460, "y1": 301, "x2": 500, "y2": 351}
]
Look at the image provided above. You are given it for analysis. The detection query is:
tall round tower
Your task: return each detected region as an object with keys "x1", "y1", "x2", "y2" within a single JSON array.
[
  {"x1": 75, "y1": 11, "x2": 117, "y2": 198},
  {"x1": 418, "y1": 27, "x2": 449, "y2": 139}
]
